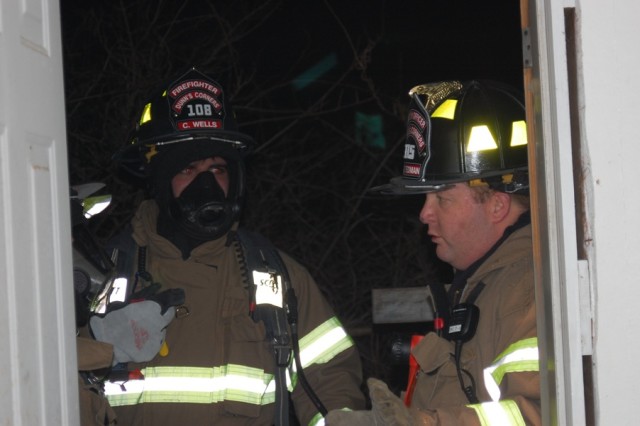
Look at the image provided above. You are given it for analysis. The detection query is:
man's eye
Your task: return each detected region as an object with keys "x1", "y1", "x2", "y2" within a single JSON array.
[{"x1": 212, "y1": 166, "x2": 227, "y2": 174}]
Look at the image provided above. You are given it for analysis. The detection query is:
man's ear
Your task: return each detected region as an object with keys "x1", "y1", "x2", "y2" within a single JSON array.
[{"x1": 490, "y1": 191, "x2": 512, "y2": 223}]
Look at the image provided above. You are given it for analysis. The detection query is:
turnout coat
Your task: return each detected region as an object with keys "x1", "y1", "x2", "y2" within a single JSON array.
[
  {"x1": 410, "y1": 224, "x2": 541, "y2": 425},
  {"x1": 104, "y1": 200, "x2": 365, "y2": 426}
]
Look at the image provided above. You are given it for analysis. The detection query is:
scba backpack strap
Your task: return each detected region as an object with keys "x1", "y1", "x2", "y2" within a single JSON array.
[
  {"x1": 234, "y1": 228, "x2": 293, "y2": 426},
  {"x1": 89, "y1": 228, "x2": 185, "y2": 365},
  {"x1": 233, "y1": 228, "x2": 329, "y2": 425}
]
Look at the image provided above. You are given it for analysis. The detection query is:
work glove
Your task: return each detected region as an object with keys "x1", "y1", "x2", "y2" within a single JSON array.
[
  {"x1": 325, "y1": 377, "x2": 416, "y2": 426},
  {"x1": 89, "y1": 288, "x2": 184, "y2": 365}
]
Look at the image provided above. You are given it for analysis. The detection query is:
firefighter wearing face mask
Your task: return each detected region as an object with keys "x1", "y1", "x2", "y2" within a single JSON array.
[
  {"x1": 327, "y1": 80, "x2": 540, "y2": 426},
  {"x1": 103, "y1": 68, "x2": 365, "y2": 426}
]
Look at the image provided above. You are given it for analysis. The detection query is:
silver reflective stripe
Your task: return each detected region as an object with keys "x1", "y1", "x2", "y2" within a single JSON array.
[
  {"x1": 295, "y1": 317, "x2": 354, "y2": 370},
  {"x1": 467, "y1": 400, "x2": 526, "y2": 426},
  {"x1": 483, "y1": 337, "x2": 539, "y2": 401},
  {"x1": 104, "y1": 365, "x2": 274, "y2": 406}
]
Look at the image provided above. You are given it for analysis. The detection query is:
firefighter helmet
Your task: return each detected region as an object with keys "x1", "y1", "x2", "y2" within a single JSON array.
[
  {"x1": 114, "y1": 67, "x2": 255, "y2": 182},
  {"x1": 114, "y1": 68, "x2": 256, "y2": 241},
  {"x1": 372, "y1": 80, "x2": 529, "y2": 194}
]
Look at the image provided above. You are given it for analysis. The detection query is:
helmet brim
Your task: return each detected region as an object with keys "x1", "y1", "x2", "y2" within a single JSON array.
[
  {"x1": 142, "y1": 129, "x2": 255, "y2": 153},
  {"x1": 370, "y1": 167, "x2": 529, "y2": 196},
  {"x1": 368, "y1": 176, "x2": 456, "y2": 195},
  {"x1": 113, "y1": 131, "x2": 255, "y2": 183},
  {"x1": 150, "y1": 137, "x2": 250, "y2": 179}
]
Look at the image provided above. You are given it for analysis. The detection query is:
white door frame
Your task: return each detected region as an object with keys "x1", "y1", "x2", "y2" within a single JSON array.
[
  {"x1": 523, "y1": 0, "x2": 587, "y2": 424},
  {"x1": 0, "y1": 0, "x2": 78, "y2": 424}
]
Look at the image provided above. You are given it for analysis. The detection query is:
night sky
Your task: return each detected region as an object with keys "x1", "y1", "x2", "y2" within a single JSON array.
[{"x1": 234, "y1": 1, "x2": 523, "y2": 96}]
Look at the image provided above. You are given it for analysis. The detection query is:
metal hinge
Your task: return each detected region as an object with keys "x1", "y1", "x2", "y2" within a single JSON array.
[{"x1": 522, "y1": 27, "x2": 533, "y2": 69}]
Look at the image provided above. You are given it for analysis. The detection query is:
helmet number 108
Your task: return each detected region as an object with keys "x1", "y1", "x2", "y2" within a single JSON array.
[{"x1": 186, "y1": 103, "x2": 213, "y2": 117}]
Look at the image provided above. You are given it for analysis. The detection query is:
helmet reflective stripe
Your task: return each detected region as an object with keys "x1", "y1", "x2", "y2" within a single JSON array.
[
  {"x1": 104, "y1": 364, "x2": 277, "y2": 407},
  {"x1": 483, "y1": 337, "x2": 539, "y2": 401},
  {"x1": 294, "y1": 317, "x2": 354, "y2": 370},
  {"x1": 139, "y1": 102, "x2": 152, "y2": 125},
  {"x1": 511, "y1": 121, "x2": 528, "y2": 146},
  {"x1": 467, "y1": 400, "x2": 526, "y2": 426}
]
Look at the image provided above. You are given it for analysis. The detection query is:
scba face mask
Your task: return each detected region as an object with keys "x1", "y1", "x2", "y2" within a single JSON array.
[{"x1": 169, "y1": 167, "x2": 238, "y2": 240}]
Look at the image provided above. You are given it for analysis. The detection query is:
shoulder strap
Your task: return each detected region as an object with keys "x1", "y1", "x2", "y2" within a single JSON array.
[
  {"x1": 234, "y1": 228, "x2": 292, "y2": 426},
  {"x1": 106, "y1": 226, "x2": 138, "y2": 280},
  {"x1": 427, "y1": 281, "x2": 451, "y2": 336},
  {"x1": 104, "y1": 226, "x2": 157, "y2": 305},
  {"x1": 235, "y1": 228, "x2": 291, "y2": 289},
  {"x1": 234, "y1": 228, "x2": 329, "y2": 420},
  {"x1": 464, "y1": 281, "x2": 486, "y2": 306}
]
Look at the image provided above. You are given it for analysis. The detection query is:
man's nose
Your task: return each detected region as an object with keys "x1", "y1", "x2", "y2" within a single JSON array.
[{"x1": 419, "y1": 194, "x2": 435, "y2": 224}]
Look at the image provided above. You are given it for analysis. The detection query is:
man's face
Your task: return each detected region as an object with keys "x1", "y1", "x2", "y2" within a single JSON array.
[
  {"x1": 419, "y1": 184, "x2": 497, "y2": 270},
  {"x1": 171, "y1": 156, "x2": 229, "y2": 198}
]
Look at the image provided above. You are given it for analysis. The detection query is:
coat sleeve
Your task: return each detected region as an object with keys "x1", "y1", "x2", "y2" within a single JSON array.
[
  {"x1": 410, "y1": 316, "x2": 540, "y2": 425},
  {"x1": 281, "y1": 253, "x2": 366, "y2": 426},
  {"x1": 478, "y1": 265, "x2": 541, "y2": 426},
  {"x1": 77, "y1": 337, "x2": 118, "y2": 425},
  {"x1": 410, "y1": 267, "x2": 541, "y2": 425},
  {"x1": 449, "y1": 253, "x2": 541, "y2": 426}
]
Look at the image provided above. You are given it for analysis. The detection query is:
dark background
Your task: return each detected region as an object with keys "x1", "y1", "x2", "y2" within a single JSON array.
[{"x1": 61, "y1": 0, "x2": 523, "y2": 392}]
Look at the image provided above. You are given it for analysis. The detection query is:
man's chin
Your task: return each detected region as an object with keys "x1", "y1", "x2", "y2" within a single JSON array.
[{"x1": 434, "y1": 246, "x2": 453, "y2": 265}]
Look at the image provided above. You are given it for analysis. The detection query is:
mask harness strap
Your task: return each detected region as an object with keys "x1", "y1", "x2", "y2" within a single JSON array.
[{"x1": 231, "y1": 229, "x2": 328, "y2": 425}]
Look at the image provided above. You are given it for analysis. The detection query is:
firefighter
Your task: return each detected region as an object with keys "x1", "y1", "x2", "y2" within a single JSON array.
[
  {"x1": 327, "y1": 80, "x2": 540, "y2": 425},
  {"x1": 71, "y1": 186, "x2": 117, "y2": 425},
  {"x1": 102, "y1": 68, "x2": 365, "y2": 425}
]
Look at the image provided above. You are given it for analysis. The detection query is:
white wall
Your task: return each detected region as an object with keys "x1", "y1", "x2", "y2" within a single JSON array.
[{"x1": 578, "y1": 0, "x2": 640, "y2": 423}]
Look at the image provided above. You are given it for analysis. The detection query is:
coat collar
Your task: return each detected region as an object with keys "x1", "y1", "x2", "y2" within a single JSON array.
[
  {"x1": 448, "y1": 211, "x2": 532, "y2": 303},
  {"x1": 132, "y1": 199, "x2": 236, "y2": 262}
]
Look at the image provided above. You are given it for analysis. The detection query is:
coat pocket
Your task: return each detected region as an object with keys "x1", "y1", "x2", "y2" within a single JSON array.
[
  {"x1": 410, "y1": 332, "x2": 479, "y2": 408},
  {"x1": 221, "y1": 313, "x2": 273, "y2": 418},
  {"x1": 412, "y1": 332, "x2": 477, "y2": 376}
]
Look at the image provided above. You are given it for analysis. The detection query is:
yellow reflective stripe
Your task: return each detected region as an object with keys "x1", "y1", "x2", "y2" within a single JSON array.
[
  {"x1": 484, "y1": 337, "x2": 539, "y2": 401},
  {"x1": 309, "y1": 411, "x2": 325, "y2": 426},
  {"x1": 309, "y1": 407, "x2": 350, "y2": 426},
  {"x1": 104, "y1": 364, "x2": 275, "y2": 407},
  {"x1": 297, "y1": 317, "x2": 354, "y2": 368},
  {"x1": 104, "y1": 318, "x2": 354, "y2": 408},
  {"x1": 467, "y1": 400, "x2": 526, "y2": 426}
]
